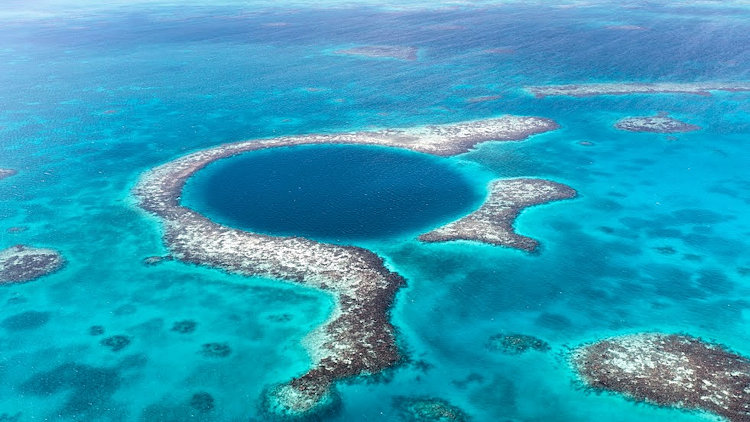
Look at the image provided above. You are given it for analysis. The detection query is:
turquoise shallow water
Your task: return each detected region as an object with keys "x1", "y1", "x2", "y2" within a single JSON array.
[{"x1": 1, "y1": 1, "x2": 749, "y2": 421}]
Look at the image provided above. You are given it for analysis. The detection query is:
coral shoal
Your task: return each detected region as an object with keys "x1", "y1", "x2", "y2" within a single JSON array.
[
  {"x1": 0, "y1": 168, "x2": 17, "y2": 181},
  {"x1": 525, "y1": 82, "x2": 750, "y2": 98},
  {"x1": 0, "y1": 245, "x2": 65, "y2": 284},
  {"x1": 419, "y1": 178, "x2": 576, "y2": 252},
  {"x1": 572, "y1": 333, "x2": 750, "y2": 422},
  {"x1": 614, "y1": 114, "x2": 701, "y2": 133},
  {"x1": 334, "y1": 45, "x2": 419, "y2": 61}
]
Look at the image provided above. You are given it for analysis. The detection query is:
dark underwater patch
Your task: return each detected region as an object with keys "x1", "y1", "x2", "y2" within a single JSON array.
[
  {"x1": 1, "y1": 311, "x2": 50, "y2": 331},
  {"x1": 19, "y1": 363, "x2": 120, "y2": 417}
]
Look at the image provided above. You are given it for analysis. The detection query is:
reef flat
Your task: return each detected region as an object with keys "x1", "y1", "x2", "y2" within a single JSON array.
[
  {"x1": 0, "y1": 168, "x2": 17, "y2": 180},
  {"x1": 133, "y1": 117, "x2": 561, "y2": 417},
  {"x1": 572, "y1": 333, "x2": 750, "y2": 422},
  {"x1": 334, "y1": 45, "x2": 419, "y2": 61},
  {"x1": 0, "y1": 245, "x2": 65, "y2": 284},
  {"x1": 525, "y1": 82, "x2": 750, "y2": 98},
  {"x1": 614, "y1": 114, "x2": 701, "y2": 133},
  {"x1": 418, "y1": 178, "x2": 576, "y2": 252}
]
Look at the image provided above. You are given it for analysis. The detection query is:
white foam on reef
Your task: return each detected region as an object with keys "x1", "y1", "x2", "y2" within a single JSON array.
[{"x1": 132, "y1": 116, "x2": 565, "y2": 416}]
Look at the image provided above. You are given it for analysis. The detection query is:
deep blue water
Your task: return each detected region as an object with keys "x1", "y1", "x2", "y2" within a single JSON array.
[
  {"x1": 183, "y1": 144, "x2": 484, "y2": 242},
  {"x1": 1, "y1": 1, "x2": 749, "y2": 421}
]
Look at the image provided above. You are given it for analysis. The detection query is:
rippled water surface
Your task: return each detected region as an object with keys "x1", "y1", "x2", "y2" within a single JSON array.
[{"x1": 1, "y1": 1, "x2": 749, "y2": 421}]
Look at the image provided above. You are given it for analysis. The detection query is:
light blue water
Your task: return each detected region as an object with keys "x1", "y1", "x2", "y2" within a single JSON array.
[{"x1": 1, "y1": 2, "x2": 749, "y2": 421}]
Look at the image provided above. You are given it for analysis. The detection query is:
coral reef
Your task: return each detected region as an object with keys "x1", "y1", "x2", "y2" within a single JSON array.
[
  {"x1": 419, "y1": 178, "x2": 576, "y2": 252},
  {"x1": 189, "y1": 392, "x2": 215, "y2": 413},
  {"x1": 171, "y1": 320, "x2": 197, "y2": 334},
  {"x1": 143, "y1": 255, "x2": 172, "y2": 266},
  {"x1": 486, "y1": 333, "x2": 550, "y2": 355},
  {"x1": 614, "y1": 113, "x2": 700, "y2": 133},
  {"x1": 100, "y1": 335, "x2": 131, "y2": 352},
  {"x1": 0, "y1": 245, "x2": 65, "y2": 284},
  {"x1": 201, "y1": 342, "x2": 231, "y2": 358},
  {"x1": 334, "y1": 45, "x2": 418, "y2": 61},
  {"x1": 0, "y1": 169, "x2": 17, "y2": 181},
  {"x1": 572, "y1": 333, "x2": 750, "y2": 421},
  {"x1": 89, "y1": 325, "x2": 105, "y2": 336},
  {"x1": 133, "y1": 117, "x2": 564, "y2": 416},
  {"x1": 526, "y1": 82, "x2": 750, "y2": 98},
  {"x1": 393, "y1": 396, "x2": 470, "y2": 422}
]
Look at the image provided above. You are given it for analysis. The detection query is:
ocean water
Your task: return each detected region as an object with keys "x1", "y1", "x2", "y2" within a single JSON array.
[
  {"x1": 182, "y1": 144, "x2": 488, "y2": 243},
  {"x1": 1, "y1": 1, "x2": 749, "y2": 421}
]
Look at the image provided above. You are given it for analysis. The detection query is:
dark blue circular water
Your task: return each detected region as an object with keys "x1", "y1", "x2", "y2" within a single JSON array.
[{"x1": 183, "y1": 144, "x2": 483, "y2": 242}]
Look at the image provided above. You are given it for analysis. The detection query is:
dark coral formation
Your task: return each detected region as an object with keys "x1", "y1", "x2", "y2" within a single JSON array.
[
  {"x1": 614, "y1": 113, "x2": 701, "y2": 133},
  {"x1": 0, "y1": 245, "x2": 65, "y2": 284},
  {"x1": 89, "y1": 325, "x2": 105, "y2": 336},
  {"x1": 0, "y1": 169, "x2": 17, "y2": 181},
  {"x1": 100, "y1": 335, "x2": 131, "y2": 352},
  {"x1": 486, "y1": 333, "x2": 550, "y2": 355},
  {"x1": 334, "y1": 45, "x2": 418, "y2": 61},
  {"x1": 393, "y1": 396, "x2": 470, "y2": 422},
  {"x1": 171, "y1": 319, "x2": 197, "y2": 334},
  {"x1": 132, "y1": 117, "x2": 563, "y2": 416},
  {"x1": 201, "y1": 342, "x2": 231, "y2": 358},
  {"x1": 419, "y1": 178, "x2": 577, "y2": 252},
  {"x1": 573, "y1": 333, "x2": 750, "y2": 421},
  {"x1": 526, "y1": 82, "x2": 750, "y2": 98},
  {"x1": 189, "y1": 392, "x2": 215, "y2": 412}
]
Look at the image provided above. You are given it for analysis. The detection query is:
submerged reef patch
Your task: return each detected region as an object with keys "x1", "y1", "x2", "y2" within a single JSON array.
[
  {"x1": 0, "y1": 245, "x2": 65, "y2": 284},
  {"x1": 172, "y1": 319, "x2": 197, "y2": 334},
  {"x1": 100, "y1": 335, "x2": 131, "y2": 352},
  {"x1": 334, "y1": 45, "x2": 418, "y2": 61},
  {"x1": 572, "y1": 333, "x2": 750, "y2": 421},
  {"x1": 393, "y1": 396, "x2": 470, "y2": 422},
  {"x1": 20, "y1": 363, "x2": 121, "y2": 417},
  {"x1": 133, "y1": 117, "x2": 566, "y2": 417},
  {"x1": 526, "y1": 82, "x2": 750, "y2": 98},
  {"x1": 419, "y1": 178, "x2": 576, "y2": 252},
  {"x1": 614, "y1": 113, "x2": 700, "y2": 133},
  {"x1": 189, "y1": 392, "x2": 215, "y2": 413},
  {"x1": 0, "y1": 169, "x2": 17, "y2": 181},
  {"x1": 201, "y1": 342, "x2": 231, "y2": 358},
  {"x1": 486, "y1": 333, "x2": 550, "y2": 355},
  {"x1": 1, "y1": 310, "x2": 51, "y2": 331}
]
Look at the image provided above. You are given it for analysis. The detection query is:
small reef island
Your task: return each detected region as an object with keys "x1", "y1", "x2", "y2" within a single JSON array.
[
  {"x1": 419, "y1": 178, "x2": 576, "y2": 251},
  {"x1": 525, "y1": 82, "x2": 750, "y2": 98},
  {"x1": 334, "y1": 45, "x2": 419, "y2": 61},
  {"x1": 0, "y1": 245, "x2": 65, "y2": 284},
  {"x1": 133, "y1": 116, "x2": 573, "y2": 418},
  {"x1": 614, "y1": 113, "x2": 701, "y2": 133},
  {"x1": 572, "y1": 333, "x2": 750, "y2": 422}
]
